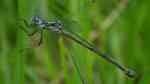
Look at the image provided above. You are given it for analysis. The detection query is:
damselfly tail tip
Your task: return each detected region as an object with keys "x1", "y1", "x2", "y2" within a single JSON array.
[{"x1": 126, "y1": 69, "x2": 137, "y2": 78}]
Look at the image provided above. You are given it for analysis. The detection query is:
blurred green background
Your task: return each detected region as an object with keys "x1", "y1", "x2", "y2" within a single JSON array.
[{"x1": 0, "y1": 0, "x2": 150, "y2": 84}]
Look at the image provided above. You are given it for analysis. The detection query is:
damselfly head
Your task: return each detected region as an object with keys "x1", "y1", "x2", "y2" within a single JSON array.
[
  {"x1": 31, "y1": 16, "x2": 48, "y2": 28},
  {"x1": 31, "y1": 16, "x2": 42, "y2": 25}
]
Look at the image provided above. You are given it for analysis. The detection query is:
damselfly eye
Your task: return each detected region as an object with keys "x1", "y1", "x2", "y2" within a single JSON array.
[
  {"x1": 31, "y1": 16, "x2": 48, "y2": 28},
  {"x1": 31, "y1": 16, "x2": 43, "y2": 25}
]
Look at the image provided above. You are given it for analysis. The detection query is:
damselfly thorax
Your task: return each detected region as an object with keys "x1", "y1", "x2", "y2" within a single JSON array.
[{"x1": 19, "y1": 16, "x2": 64, "y2": 47}]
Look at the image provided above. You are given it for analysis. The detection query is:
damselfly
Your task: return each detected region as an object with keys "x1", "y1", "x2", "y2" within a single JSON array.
[{"x1": 20, "y1": 16, "x2": 136, "y2": 78}]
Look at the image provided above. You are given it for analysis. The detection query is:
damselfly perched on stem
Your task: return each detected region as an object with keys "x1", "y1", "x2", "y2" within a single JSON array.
[{"x1": 19, "y1": 16, "x2": 136, "y2": 78}]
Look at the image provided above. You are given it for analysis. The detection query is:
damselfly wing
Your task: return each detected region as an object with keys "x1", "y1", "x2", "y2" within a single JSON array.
[{"x1": 19, "y1": 16, "x2": 44, "y2": 47}]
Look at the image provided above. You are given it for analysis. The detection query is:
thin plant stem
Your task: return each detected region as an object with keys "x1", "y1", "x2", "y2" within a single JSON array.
[{"x1": 66, "y1": 46, "x2": 86, "y2": 84}]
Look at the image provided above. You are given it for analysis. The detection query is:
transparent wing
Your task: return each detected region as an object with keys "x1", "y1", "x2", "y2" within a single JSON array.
[
  {"x1": 18, "y1": 18, "x2": 43, "y2": 47},
  {"x1": 29, "y1": 30, "x2": 43, "y2": 47}
]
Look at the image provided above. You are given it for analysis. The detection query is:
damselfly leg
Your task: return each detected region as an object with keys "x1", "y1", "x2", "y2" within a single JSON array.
[{"x1": 38, "y1": 30, "x2": 43, "y2": 46}]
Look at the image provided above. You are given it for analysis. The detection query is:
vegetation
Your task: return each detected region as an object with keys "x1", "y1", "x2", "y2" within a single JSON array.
[{"x1": 0, "y1": 0, "x2": 150, "y2": 84}]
